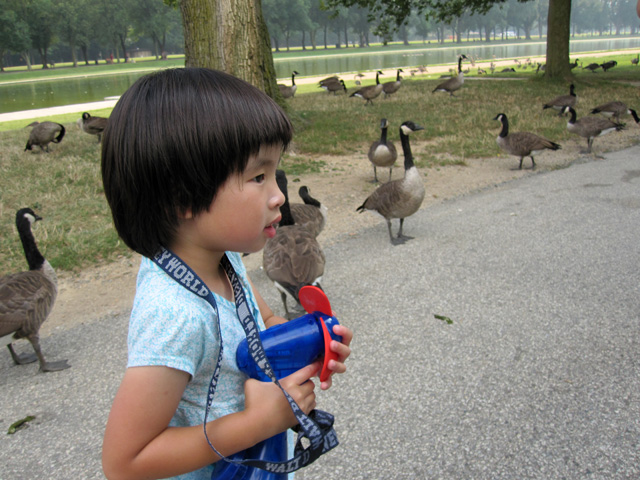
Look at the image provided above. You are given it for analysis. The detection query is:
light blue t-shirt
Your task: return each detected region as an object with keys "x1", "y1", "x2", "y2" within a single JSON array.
[{"x1": 128, "y1": 251, "x2": 267, "y2": 480}]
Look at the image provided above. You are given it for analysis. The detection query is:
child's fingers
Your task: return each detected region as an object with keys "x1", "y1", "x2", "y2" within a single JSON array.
[{"x1": 332, "y1": 324, "x2": 353, "y2": 347}]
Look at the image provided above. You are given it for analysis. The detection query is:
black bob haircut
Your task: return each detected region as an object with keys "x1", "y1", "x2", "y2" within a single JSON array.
[{"x1": 101, "y1": 68, "x2": 293, "y2": 258}]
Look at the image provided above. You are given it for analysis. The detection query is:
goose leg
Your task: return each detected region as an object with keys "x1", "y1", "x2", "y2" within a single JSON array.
[
  {"x1": 373, "y1": 166, "x2": 379, "y2": 183},
  {"x1": 519, "y1": 157, "x2": 524, "y2": 170},
  {"x1": 28, "y1": 334, "x2": 71, "y2": 372},
  {"x1": 530, "y1": 156, "x2": 536, "y2": 170},
  {"x1": 388, "y1": 168, "x2": 393, "y2": 182},
  {"x1": 7, "y1": 344, "x2": 38, "y2": 365},
  {"x1": 394, "y1": 218, "x2": 414, "y2": 245}
]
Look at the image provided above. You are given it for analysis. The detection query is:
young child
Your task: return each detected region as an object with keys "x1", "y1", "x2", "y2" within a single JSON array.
[{"x1": 101, "y1": 68, "x2": 352, "y2": 480}]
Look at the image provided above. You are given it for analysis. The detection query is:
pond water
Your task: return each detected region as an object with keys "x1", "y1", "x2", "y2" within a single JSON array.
[{"x1": 1, "y1": 37, "x2": 639, "y2": 114}]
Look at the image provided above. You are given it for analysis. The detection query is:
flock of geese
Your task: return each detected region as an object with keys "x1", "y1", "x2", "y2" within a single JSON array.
[
  {"x1": 5, "y1": 54, "x2": 639, "y2": 368},
  {"x1": 24, "y1": 111, "x2": 108, "y2": 152},
  {"x1": 497, "y1": 81, "x2": 637, "y2": 169}
]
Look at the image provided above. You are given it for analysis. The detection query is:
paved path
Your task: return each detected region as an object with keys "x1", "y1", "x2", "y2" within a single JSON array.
[{"x1": 1, "y1": 146, "x2": 638, "y2": 479}]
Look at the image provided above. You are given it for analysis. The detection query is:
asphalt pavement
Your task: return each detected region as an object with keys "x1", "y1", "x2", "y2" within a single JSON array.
[{"x1": 1, "y1": 146, "x2": 638, "y2": 479}]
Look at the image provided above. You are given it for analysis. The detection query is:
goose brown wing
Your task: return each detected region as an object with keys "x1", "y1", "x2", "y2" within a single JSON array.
[{"x1": 0, "y1": 271, "x2": 56, "y2": 337}]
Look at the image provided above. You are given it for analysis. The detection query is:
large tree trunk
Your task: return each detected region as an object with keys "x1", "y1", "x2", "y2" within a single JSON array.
[
  {"x1": 179, "y1": 0, "x2": 282, "y2": 103},
  {"x1": 545, "y1": 0, "x2": 572, "y2": 79}
]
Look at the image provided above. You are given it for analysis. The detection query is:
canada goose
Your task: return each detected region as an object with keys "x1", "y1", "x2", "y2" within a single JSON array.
[
  {"x1": 367, "y1": 118, "x2": 398, "y2": 183},
  {"x1": 0, "y1": 208, "x2": 70, "y2": 372},
  {"x1": 562, "y1": 106, "x2": 625, "y2": 154},
  {"x1": 590, "y1": 101, "x2": 640, "y2": 124},
  {"x1": 583, "y1": 63, "x2": 601, "y2": 72},
  {"x1": 432, "y1": 54, "x2": 468, "y2": 96},
  {"x1": 263, "y1": 170, "x2": 325, "y2": 318},
  {"x1": 631, "y1": 54, "x2": 639, "y2": 66},
  {"x1": 543, "y1": 84, "x2": 577, "y2": 116},
  {"x1": 278, "y1": 71, "x2": 300, "y2": 99},
  {"x1": 24, "y1": 121, "x2": 65, "y2": 152},
  {"x1": 493, "y1": 113, "x2": 561, "y2": 170},
  {"x1": 321, "y1": 79, "x2": 347, "y2": 95},
  {"x1": 319, "y1": 75, "x2": 339, "y2": 86},
  {"x1": 78, "y1": 112, "x2": 108, "y2": 143},
  {"x1": 382, "y1": 68, "x2": 404, "y2": 98},
  {"x1": 350, "y1": 70, "x2": 384, "y2": 105},
  {"x1": 290, "y1": 185, "x2": 328, "y2": 238},
  {"x1": 569, "y1": 58, "x2": 579, "y2": 69},
  {"x1": 600, "y1": 60, "x2": 617, "y2": 72},
  {"x1": 356, "y1": 120, "x2": 425, "y2": 245},
  {"x1": 500, "y1": 67, "x2": 516, "y2": 73}
]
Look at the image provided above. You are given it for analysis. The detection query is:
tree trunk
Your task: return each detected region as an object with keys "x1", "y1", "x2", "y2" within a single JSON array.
[
  {"x1": 179, "y1": 0, "x2": 282, "y2": 102},
  {"x1": 545, "y1": 0, "x2": 572, "y2": 79}
]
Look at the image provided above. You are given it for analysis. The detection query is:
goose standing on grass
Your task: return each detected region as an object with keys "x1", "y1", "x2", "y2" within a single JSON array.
[
  {"x1": 0, "y1": 208, "x2": 70, "y2": 372},
  {"x1": 562, "y1": 106, "x2": 625, "y2": 155},
  {"x1": 357, "y1": 121, "x2": 425, "y2": 245},
  {"x1": 590, "y1": 101, "x2": 640, "y2": 124},
  {"x1": 290, "y1": 185, "x2": 328, "y2": 238},
  {"x1": 24, "y1": 121, "x2": 65, "y2": 152},
  {"x1": 432, "y1": 54, "x2": 468, "y2": 96},
  {"x1": 543, "y1": 84, "x2": 577, "y2": 116},
  {"x1": 600, "y1": 60, "x2": 617, "y2": 72},
  {"x1": 583, "y1": 63, "x2": 601, "y2": 72},
  {"x1": 382, "y1": 68, "x2": 404, "y2": 98},
  {"x1": 78, "y1": 112, "x2": 108, "y2": 143},
  {"x1": 367, "y1": 118, "x2": 398, "y2": 183},
  {"x1": 569, "y1": 58, "x2": 579, "y2": 70},
  {"x1": 263, "y1": 170, "x2": 325, "y2": 318},
  {"x1": 493, "y1": 113, "x2": 561, "y2": 170},
  {"x1": 631, "y1": 54, "x2": 639, "y2": 66},
  {"x1": 321, "y1": 79, "x2": 347, "y2": 95},
  {"x1": 350, "y1": 70, "x2": 384, "y2": 105},
  {"x1": 278, "y1": 71, "x2": 300, "y2": 99}
]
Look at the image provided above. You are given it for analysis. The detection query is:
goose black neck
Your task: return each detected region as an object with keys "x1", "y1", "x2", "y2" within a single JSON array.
[
  {"x1": 567, "y1": 107, "x2": 577, "y2": 123},
  {"x1": 458, "y1": 56, "x2": 463, "y2": 73},
  {"x1": 498, "y1": 116, "x2": 509, "y2": 137},
  {"x1": 400, "y1": 130, "x2": 415, "y2": 170},
  {"x1": 18, "y1": 219, "x2": 45, "y2": 271},
  {"x1": 396, "y1": 70, "x2": 402, "y2": 81},
  {"x1": 376, "y1": 72, "x2": 380, "y2": 85},
  {"x1": 380, "y1": 126, "x2": 388, "y2": 145}
]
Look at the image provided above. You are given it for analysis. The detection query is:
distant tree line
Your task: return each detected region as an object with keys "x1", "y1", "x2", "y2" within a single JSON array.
[{"x1": 0, "y1": 0, "x2": 637, "y2": 70}]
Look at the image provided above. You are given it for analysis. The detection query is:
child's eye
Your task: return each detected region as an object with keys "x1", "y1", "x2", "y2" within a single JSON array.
[{"x1": 253, "y1": 174, "x2": 265, "y2": 183}]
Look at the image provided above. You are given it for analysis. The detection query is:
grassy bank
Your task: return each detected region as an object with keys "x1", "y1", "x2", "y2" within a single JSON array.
[{"x1": 1, "y1": 52, "x2": 639, "y2": 273}]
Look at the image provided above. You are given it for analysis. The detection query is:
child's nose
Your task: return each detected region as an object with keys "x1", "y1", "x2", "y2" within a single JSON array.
[{"x1": 272, "y1": 185, "x2": 285, "y2": 209}]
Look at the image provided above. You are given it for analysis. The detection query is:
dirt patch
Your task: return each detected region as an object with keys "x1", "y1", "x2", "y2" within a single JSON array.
[{"x1": 43, "y1": 125, "x2": 639, "y2": 336}]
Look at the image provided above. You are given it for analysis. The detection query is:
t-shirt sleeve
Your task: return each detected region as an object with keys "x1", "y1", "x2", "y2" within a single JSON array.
[{"x1": 127, "y1": 266, "x2": 214, "y2": 377}]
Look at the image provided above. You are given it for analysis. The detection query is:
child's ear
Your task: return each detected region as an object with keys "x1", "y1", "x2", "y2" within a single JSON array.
[{"x1": 178, "y1": 208, "x2": 194, "y2": 220}]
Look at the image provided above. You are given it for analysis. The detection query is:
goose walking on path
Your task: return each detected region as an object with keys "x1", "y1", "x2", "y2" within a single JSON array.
[
  {"x1": 590, "y1": 101, "x2": 640, "y2": 124},
  {"x1": 562, "y1": 106, "x2": 625, "y2": 155},
  {"x1": 367, "y1": 118, "x2": 398, "y2": 183},
  {"x1": 432, "y1": 54, "x2": 468, "y2": 97},
  {"x1": 263, "y1": 170, "x2": 325, "y2": 318},
  {"x1": 278, "y1": 71, "x2": 300, "y2": 99},
  {"x1": 24, "y1": 121, "x2": 65, "y2": 152},
  {"x1": 350, "y1": 70, "x2": 384, "y2": 105},
  {"x1": 543, "y1": 84, "x2": 577, "y2": 116},
  {"x1": 78, "y1": 112, "x2": 108, "y2": 143},
  {"x1": 493, "y1": 113, "x2": 561, "y2": 170},
  {"x1": 357, "y1": 121, "x2": 425, "y2": 245},
  {"x1": 382, "y1": 68, "x2": 404, "y2": 98},
  {"x1": 0, "y1": 208, "x2": 70, "y2": 372}
]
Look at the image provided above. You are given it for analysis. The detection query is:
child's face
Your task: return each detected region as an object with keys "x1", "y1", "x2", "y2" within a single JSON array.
[{"x1": 179, "y1": 144, "x2": 285, "y2": 256}]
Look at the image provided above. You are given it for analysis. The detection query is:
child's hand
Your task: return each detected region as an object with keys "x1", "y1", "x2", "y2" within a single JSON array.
[
  {"x1": 243, "y1": 362, "x2": 320, "y2": 438},
  {"x1": 320, "y1": 324, "x2": 353, "y2": 390}
]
